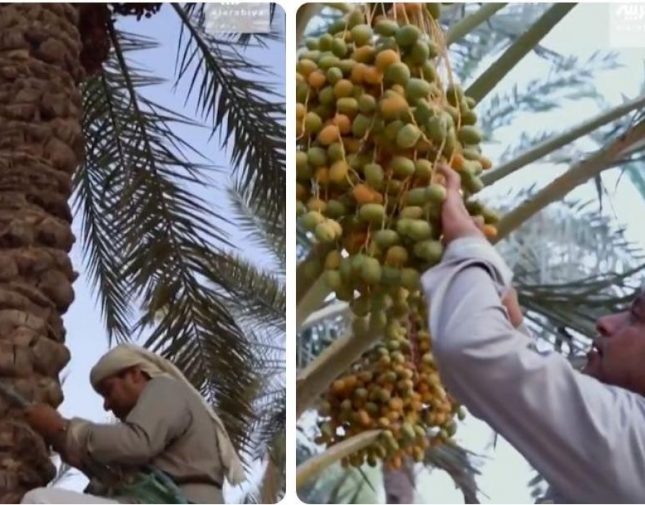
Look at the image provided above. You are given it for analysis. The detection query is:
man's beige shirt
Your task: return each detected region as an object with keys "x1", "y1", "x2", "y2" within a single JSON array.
[
  {"x1": 421, "y1": 236, "x2": 645, "y2": 503},
  {"x1": 66, "y1": 376, "x2": 225, "y2": 503}
]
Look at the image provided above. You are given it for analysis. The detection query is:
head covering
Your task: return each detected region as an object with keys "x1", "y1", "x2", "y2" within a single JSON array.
[{"x1": 89, "y1": 343, "x2": 245, "y2": 486}]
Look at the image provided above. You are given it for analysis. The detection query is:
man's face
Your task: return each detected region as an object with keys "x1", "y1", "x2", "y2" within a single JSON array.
[
  {"x1": 584, "y1": 290, "x2": 645, "y2": 394},
  {"x1": 97, "y1": 367, "x2": 147, "y2": 421}
]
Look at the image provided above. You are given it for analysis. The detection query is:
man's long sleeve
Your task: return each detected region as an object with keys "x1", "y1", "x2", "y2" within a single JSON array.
[
  {"x1": 421, "y1": 236, "x2": 645, "y2": 503},
  {"x1": 66, "y1": 377, "x2": 192, "y2": 467}
]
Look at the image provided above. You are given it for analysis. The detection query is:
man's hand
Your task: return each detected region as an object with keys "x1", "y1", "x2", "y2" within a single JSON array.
[
  {"x1": 437, "y1": 163, "x2": 523, "y2": 327},
  {"x1": 24, "y1": 404, "x2": 85, "y2": 469},
  {"x1": 24, "y1": 403, "x2": 67, "y2": 441},
  {"x1": 436, "y1": 163, "x2": 485, "y2": 244}
]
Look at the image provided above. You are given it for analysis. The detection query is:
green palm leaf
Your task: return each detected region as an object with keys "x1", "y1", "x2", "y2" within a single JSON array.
[
  {"x1": 445, "y1": 3, "x2": 507, "y2": 46},
  {"x1": 228, "y1": 183, "x2": 285, "y2": 273},
  {"x1": 77, "y1": 29, "x2": 218, "y2": 343},
  {"x1": 80, "y1": 25, "x2": 257, "y2": 453},
  {"x1": 209, "y1": 251, "x2": 285, "y2": 332},
  {"x1": 173, "y1": 3, "x2": 285, "y2": 225},
  {"x1": 425, "y1": 442, "x2": 485, "y2": 504},
  {"x1": 466, "y1": 3, "x2": 577, "y2": 102}
]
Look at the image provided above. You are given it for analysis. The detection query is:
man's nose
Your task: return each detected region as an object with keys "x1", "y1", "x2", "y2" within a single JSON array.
[
  {"x1": 103, "y1": 398, "x2": 110, "y2": 412},
  {"x1": 596, "y1": 312, "x2": 625, "y2": 337}
]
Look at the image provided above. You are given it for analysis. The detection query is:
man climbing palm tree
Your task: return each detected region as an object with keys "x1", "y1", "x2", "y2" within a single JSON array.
[
  {"x1": 422, "y1": 163, "x2": 645, "y2": 503},
  {"x1": 20, "y1": 344, "x2": 245, "y2": 504}
]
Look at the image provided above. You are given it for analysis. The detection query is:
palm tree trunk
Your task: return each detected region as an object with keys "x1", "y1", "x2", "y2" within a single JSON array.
[
  {"x1": 0, "y1": 4, "x2": 83, "y2": 502},
  {"x1": 383, "y1": 458, "x2": 415, "y2": 504}
]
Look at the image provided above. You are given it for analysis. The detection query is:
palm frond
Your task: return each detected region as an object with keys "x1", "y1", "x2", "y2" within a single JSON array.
[
  {"x1": 479, "y1": 52, "x2": 621, "y2": 137},
  {"x1": 73, "y1": 111, "x2": 133, "y2": 342},
  {"x1": 624, "y1": 162, "x2": 645, "y2": 199},
  {"x1": 448, "y1": 3, "x2": 573, "y2": 85},
  {"x1": 445, "y1": 3, "x2": 508, "y2": 46},
  {"x1": 228, "y1": 184, "x2": 285, "y2": 273},
  {"x1": 81, "y1": 25, "x2": 258, "y2": 454},
  {"x1": 496, "y1": 117, "x2": 645, "y2": 239},
  {"x1": 251, "y1": 389, "x2": 286, "y2": 462},
  {"x1": 425, "y1": 442, "x2": 485, "y2": 504},
  {"x1": 173, "y1": 3, "x2": 285, "y2": 225},
  {"x1": 297, "y1": 431, "x2": 383, "y2": 489},
  {"x1": 207, "y1": 251, "x2": 285, "y2": 333},
  {"x1": 498, "y1": 130, "x2": 555, "y2": 163},
  {"x1": 519, "y1": 265, "x2": 645, "y2": 354},
  {"x1": 327, "y1": 469, "x2": 366, "y2": 504},
  {"x1": 466, "y1": 3, "x2": 576, "y2": 102},
  {"x1": 217, "y1": 168, "x2": 285, "y2": 468},
  {"x1": 77, "y1": 28, "x2": 219, "y2": 343},
  {"x1": 296, "y1": 424, "x2": 390, "y2": 503}
]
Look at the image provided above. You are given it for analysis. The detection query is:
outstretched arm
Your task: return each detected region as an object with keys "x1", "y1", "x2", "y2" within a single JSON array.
[
  {"x1": 423, "y1": 165, "x2": 645, "y2": 502},
  {"x1": 65, "y1": 377, "x2": 192, "y2": 466}
]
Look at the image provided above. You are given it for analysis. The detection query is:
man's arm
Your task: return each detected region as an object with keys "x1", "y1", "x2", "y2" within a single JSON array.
[
  {"x1": 422, "y1": 236, "x2": 645, "y2": 502},
  {"x1": 66, "y1": 377, "x2": 192, "y2": 466}
]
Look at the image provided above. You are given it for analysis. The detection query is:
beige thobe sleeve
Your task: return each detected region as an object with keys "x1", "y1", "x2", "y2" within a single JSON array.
[
  {"x1": 66, "y1": 377, "x2": 192, "y2": 466},
  {"x1": 421, "y1": 236, "x2": 645, "y2": 503}
]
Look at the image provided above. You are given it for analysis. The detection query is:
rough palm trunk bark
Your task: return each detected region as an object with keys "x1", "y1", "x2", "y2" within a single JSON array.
[
  {"x1": 0, "y1": 4, "x2": 83, "y2": 502},
  {"x1": 383, "y1": 458, "x2": 415, "y2": 504}
]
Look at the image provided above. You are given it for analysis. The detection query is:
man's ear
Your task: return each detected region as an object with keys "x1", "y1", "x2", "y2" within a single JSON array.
[
  {"x1": 120, "y1": 366, "x2": 140, "y2": 383},
  {"x1": 132, "y1": 367, "x2": 151, "y2": 383}
]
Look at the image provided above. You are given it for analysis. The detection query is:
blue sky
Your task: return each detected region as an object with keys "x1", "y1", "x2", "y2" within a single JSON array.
[{"x1": 55, "y1": 4, "x2": 285, "y2": 498}]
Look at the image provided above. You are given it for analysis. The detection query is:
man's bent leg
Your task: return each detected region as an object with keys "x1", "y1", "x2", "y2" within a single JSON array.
[{"x1": 21, "y1": 487, "x2": 121, "y2": 504}]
